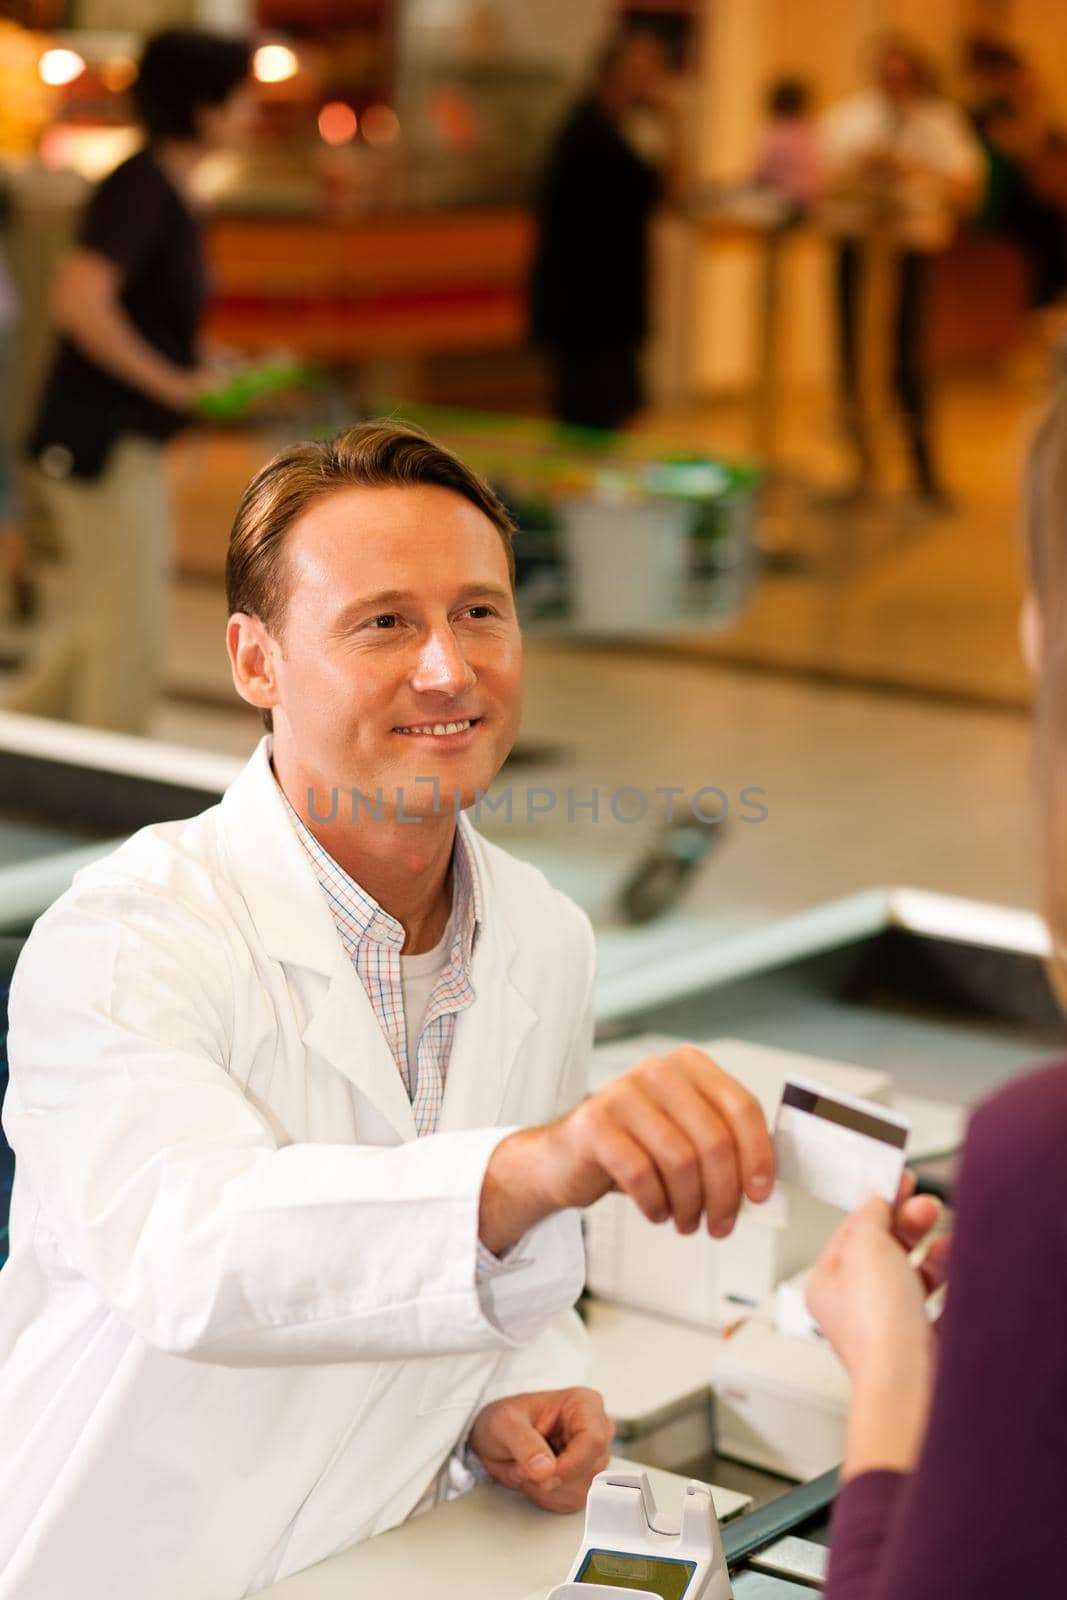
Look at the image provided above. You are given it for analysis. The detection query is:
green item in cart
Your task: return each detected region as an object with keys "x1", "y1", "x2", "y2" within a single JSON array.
[{"x1": 195, "y1": 359, "x2": 324, "y2": 422}]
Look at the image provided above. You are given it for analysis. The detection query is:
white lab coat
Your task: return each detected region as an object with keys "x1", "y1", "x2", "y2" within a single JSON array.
[{"x1": 0, "y1": 739, "x2": 595, "y2": 1599}]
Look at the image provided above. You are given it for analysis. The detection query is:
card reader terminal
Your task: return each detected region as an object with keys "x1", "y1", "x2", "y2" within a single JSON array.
[{"x1": 546, "y1": 1471, "x2": 733, "y2": 1599}]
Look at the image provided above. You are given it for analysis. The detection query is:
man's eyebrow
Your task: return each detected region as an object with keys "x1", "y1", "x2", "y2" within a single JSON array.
[{"x1": 331, "y1": 582, "x2": 513, "y2": 627}]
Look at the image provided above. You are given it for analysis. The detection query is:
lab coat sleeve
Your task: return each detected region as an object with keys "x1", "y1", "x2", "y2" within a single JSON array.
[
  {"x1": 4, "y1": 885, "x2": 584, "y2": 1366},
  {"x1": 466, "y1": 915, "x2": 596, "y2": 1412},
  {"x1": 444, "y1": 928, "x2": 596, "y2": 1496}
]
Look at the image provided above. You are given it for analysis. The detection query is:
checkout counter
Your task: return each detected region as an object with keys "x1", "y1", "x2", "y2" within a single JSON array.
[
  {"x1": 254, "y1": 1461, "x2": 827, "y2": 1599},
  {"x1": 1, "y1": 715, "x2": 1063, "y2": 1595}
]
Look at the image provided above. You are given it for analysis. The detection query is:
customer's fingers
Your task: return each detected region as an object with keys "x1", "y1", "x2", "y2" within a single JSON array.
[{"x1": 895, "y1": 1192, "x2": 941, "y2": 1250}]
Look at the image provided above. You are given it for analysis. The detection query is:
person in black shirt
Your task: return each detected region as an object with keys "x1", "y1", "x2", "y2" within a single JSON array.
[
  {"x1": 530, "y1": 30, "x2": 681, "y2": 432},
  {"x1": 11, "y1": 28, "x2": 252, "y2": 733}
]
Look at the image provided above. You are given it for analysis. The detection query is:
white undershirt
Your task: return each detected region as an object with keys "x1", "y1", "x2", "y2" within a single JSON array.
[{"x1": 399, "y1": 907, "x2": 454, "y2": 1084}]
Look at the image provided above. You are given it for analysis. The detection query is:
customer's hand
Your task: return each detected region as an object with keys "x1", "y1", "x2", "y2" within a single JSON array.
[
  {"x1": 806, "y1": 1181, "x2": 950, "y2": 1478},
  {"x1": 469, "y1": 1387, "x2": 615, "y2": 1513},
  {"x1": 480, "y1": 1047, "x2": 774, "y2": 1256}
]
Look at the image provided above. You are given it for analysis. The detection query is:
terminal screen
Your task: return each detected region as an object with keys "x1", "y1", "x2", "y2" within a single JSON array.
[{"x1": 575, "y1": 1548, "x2": 696, "y2": 1597}]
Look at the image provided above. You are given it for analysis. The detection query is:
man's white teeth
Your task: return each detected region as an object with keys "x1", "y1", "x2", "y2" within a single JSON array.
[{"x1": 395, "y1": 720, "x2": 472, "y2": 736}]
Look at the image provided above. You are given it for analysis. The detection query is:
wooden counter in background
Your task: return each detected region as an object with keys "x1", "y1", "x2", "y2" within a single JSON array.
[
  {"x1": 203, "y1": 202, "x2": 1031, "y2": 380},
  {"x1": 202, "y1": 208, "x2": 535, "y2": 359}
]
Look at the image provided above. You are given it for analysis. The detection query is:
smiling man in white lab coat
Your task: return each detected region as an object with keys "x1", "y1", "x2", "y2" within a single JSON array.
[{"x1": 0, "y1": 421, "x2": 775, "y2": 1599}]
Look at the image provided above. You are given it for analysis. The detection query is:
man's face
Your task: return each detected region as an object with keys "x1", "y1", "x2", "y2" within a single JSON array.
[{"x1": 267, "y1": 483, "x2": 523, "y2": 818}]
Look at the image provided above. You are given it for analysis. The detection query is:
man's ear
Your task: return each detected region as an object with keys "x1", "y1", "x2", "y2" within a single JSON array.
[{"x1": 227, "y1": 613, "x2": 281, "y2": 716}]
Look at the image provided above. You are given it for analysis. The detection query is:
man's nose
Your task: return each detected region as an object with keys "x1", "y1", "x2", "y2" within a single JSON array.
[{"x1": 410, "y1": 625, "x2": 477, "y2": 695}]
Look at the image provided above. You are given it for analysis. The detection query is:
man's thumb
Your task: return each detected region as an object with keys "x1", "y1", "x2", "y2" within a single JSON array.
[{"x1": 497, "y1": 1411, "x2": 558, "y2": 1479}]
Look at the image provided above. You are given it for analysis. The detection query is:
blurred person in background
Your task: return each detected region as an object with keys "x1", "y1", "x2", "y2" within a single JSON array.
[
  {"x1": 806, "y1": 351, "x2": 1067, "y2": 1599},
  {"x1": 529, "y1": 28, "x2": 683, "y2": 432},
  {"x1": 6, "y1": 27, "x2": 253, "y2": 735},
  {"x1": 821, "y1": 35, "x2": 983, "y2": 507},
  {"x1": 963, "y1": 42, "x2": 1067, "y2": 312},
  {"x1": 752, "y1": 78, "x2": 822, "y2": 219}
]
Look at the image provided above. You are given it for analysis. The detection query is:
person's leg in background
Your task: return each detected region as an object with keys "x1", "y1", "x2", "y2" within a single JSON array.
[
  {"x1": 894, "y1": 249, "x2": 944, "y2": 505},
  {"x1": 6, "y1": 434, "x2": 169, "y2": 733},
  {"x1": 549, "y1": 346, "x2": 642, "y2": 432},
  {"x1": 4, "y1": 468, "x2": 89, "y2": 722},
  {"x1": 73, "y1": 434, "x2": 170, "y2": 733},
  {"x1": 835, "y1": 239, "x2": 875, "y2": 491}
]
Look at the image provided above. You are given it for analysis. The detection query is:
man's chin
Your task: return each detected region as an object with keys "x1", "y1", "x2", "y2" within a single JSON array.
[{"x1": 388, "y1": 765, "x2": 508, "y2": 820}]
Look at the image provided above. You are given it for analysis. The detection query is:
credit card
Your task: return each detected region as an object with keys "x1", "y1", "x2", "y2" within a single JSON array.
[{"x1": 773, "y1": 1072, "x2": 910, "y2": 1213}]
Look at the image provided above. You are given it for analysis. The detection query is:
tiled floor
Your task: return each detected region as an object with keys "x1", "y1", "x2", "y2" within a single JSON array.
[{"x1": 639, "y1": 368, "x2": 1047, "y2": 708}]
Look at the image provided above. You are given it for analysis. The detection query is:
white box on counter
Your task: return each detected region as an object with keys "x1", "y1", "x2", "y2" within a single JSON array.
[{"x1": 711, "y1": 1318, "x2": 848, "y2": 1482}]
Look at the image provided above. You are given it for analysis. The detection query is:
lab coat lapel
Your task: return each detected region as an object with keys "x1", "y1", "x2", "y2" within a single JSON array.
[
  {"x1": 219, "y1": 739, "x2": 417, "y2": 1142},
  {"x1": 300, "y1": 950, "x2": 418, "y2": 1142},
  {"x1": 438, "y1": 831, "x2": 539, "y2": 1133}
]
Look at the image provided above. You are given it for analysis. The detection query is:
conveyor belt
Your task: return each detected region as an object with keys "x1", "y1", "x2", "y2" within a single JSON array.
[{"x1": 723, "y1": 1469, "x2": 838, "y2": 1573}]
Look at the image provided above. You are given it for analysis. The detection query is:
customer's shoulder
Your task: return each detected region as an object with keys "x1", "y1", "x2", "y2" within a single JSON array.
[{"x1": 965, "y1": 1060, "x2": 1067, "y2": 1189}]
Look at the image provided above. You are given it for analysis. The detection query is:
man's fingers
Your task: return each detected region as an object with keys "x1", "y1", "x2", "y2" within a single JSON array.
[
  {"x1": 552, "y1": 1425, "x2": 613, "y2": 1488},
  {"x1": 589, "y1": 1119, "x2": 670, "y2": 1225},
  {"x1": 617, "y1": 1090, "x2": 708, "y2": 1232},
  {"x1": 481, "y1": 1457, "x2": 533, "y2": 1492},
  {"x1": 550, "y1": 1396, "x2": 615, "y2": 1486},
  {"x1": 674, "y1": 1048, "x2": 775, "y2": 1205},
  {"x1": 484, "y1": 1408, "x2": 560, "y2": 1486},
  {"x1": 639, "y1": 1061, "x2": 743, "y2": 1232}
]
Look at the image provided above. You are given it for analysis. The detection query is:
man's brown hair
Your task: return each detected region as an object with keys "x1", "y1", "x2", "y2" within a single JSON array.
[{"x1": 226, "y1": 419, "x2": 518, "y2": 729}]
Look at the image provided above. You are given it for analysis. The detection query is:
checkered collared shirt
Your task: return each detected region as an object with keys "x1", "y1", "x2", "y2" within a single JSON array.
[{"x1": 286, "y1": 802, "x2": 482, "y2": 1137}]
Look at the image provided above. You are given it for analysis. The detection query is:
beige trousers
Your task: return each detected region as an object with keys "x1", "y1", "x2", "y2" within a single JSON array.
[{"x1": 7, "y1": 434, "x2": 171, "y2": 735}]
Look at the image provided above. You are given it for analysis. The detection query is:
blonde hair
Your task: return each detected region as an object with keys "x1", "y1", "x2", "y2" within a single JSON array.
[{"x1": 1024, "y1": 347, "x2": 1067, "y2": 1006}]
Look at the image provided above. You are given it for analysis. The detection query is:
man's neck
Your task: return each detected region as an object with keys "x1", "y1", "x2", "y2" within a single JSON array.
[{"x1": 273, "y1": 751, "x2": 457, "y2": 954}]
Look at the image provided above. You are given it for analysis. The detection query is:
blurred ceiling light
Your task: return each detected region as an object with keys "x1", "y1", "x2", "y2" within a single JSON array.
[
  {"x1": 361, "y1": 104, "x2": 400, "y2": 146},
  {"x1": 318, "y1": 101, "x2": 357, "y2": 145},
  {"x1": 254, "y1": 43, "x2": 298, "y2": 84},
  {"x1": 100, "y1": 56, "x2": 137, "y2": 93},
  {"x1": 39, "y1": 48, "x2": 86, "y2": 87}
]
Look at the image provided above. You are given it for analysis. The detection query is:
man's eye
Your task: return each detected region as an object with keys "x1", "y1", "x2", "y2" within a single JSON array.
[
  {"x1": 370, "y1": 614, "x2": 399, "y2": 629},
  {"x1": 465, "y1": 606, "x2": 494, "y2": 619}
]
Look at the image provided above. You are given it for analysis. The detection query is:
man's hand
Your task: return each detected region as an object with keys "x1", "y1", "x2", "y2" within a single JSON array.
[
  {"x1": 468, "y1": 1387, "x2": 615, "y2": 1513},
  {"x1": 480, "y1": 1047, "x2": 775, "y2": 1256}
]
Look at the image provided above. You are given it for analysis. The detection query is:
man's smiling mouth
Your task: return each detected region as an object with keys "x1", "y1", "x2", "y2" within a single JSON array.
[{"x1": 393, "y1": 718, "x2": 482, "y2": 737}]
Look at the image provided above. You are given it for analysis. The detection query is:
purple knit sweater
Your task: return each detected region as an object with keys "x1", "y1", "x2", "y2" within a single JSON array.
[{"x1": 824, "y1": 1061, "x2": 1067, "y2": 1599}]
